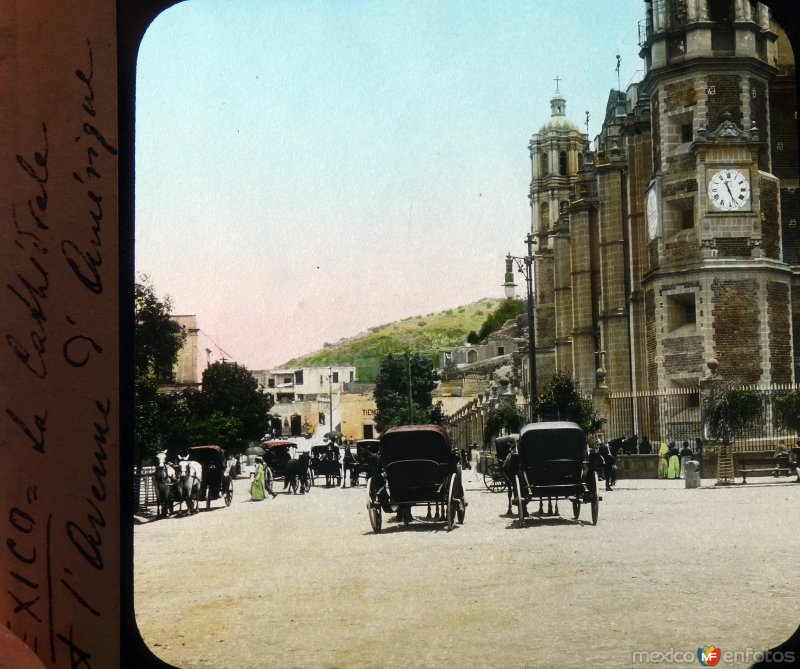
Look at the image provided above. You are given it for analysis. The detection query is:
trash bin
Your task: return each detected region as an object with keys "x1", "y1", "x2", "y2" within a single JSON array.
[{"x1": 685, "y1": 460, "x2": 700, "y2": 488}]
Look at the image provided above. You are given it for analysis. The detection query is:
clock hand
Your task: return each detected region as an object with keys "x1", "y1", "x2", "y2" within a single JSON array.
[{"x1": 724, "y1": 179, "x2": 735, "y2": 200}]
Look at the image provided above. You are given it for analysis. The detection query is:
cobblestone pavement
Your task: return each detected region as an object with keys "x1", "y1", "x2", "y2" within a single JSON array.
[{"x1": 134, "y1": 471, "x2": 799, "y2": 669}]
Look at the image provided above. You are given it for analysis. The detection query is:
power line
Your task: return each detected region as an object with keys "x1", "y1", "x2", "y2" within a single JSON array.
[{"x1": 197, "y1": 329, "x2": 236, "y2": 363}]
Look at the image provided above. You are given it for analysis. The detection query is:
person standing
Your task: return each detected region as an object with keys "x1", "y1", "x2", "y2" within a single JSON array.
[
  {"x1": 667, "y1": 441, "x2": 681, "y2": 479},
  {"x1": 658, "y1": 442, "x2": 669, "y2": 479},
  {"x1": 250, "y1": 456, "x2": 267, "y2": 501},
  {"x1": 599, "y1": 441, "x2": 616, "y2": 491},
  {"x1": 679, "y1": 441, "x2": 694, "y2": 478}
]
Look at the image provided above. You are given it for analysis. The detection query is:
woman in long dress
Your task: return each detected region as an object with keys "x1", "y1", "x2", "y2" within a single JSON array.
[
  {"x1": 250, "y1": 456, "x2": 267, "y2": 501},
  {"x1": 667, "y1": 442, "x2": 681, "y2": 479},
  {"x1": 658, "y1": 442, "x2": 669, "y2": 479}
]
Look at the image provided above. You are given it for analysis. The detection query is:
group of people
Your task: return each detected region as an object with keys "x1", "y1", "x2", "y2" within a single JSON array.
[
  {"x1": 657, "y1": 440, "x2": 698, "y2": 479},
  {"x1": 590, "y1": 436, "x2": 703, "y2": 490}
]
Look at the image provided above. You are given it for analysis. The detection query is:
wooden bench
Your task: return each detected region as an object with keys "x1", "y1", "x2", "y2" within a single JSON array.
[{"x1": 738, "y1": 457, "x2": 799, "y2": 484}]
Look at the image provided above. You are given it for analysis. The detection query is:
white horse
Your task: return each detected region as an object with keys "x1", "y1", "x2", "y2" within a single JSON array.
[
  {"x1": 176, "y1": 458, "x2": 203, "y2": 514},
  {"x1": 153, "y1": 451, "x2": 177, "y2": 518}
]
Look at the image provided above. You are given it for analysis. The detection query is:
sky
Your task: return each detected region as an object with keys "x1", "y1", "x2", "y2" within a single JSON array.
[{"x1": 135, "y1": 0, "x2": 646, "y2": 370}]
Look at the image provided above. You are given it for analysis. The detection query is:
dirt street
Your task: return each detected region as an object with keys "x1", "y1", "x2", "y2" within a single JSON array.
[{"x1": 134, "y1": 471, "x2": 799, "y2": 669}]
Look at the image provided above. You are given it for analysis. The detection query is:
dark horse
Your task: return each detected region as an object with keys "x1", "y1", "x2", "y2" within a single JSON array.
[{"x1": 283, "y1": 452, "x2": 311, "y2": 494}]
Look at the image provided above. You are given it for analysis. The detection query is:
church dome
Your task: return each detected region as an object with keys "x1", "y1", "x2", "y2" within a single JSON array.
[{"x1": 539, "y1": 90, "x2": 581, "y2": 134}]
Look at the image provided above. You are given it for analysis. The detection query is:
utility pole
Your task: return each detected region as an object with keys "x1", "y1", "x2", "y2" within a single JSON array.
[
  {"x1": 329, "y1": 365, "x2": 333, "y2": 432},
  {"x1": 504, "y1": 232, "x2": 538, "y2": 410},
  {"x1": 407, "y1": 353, "x2": 414, "y2": 425}
]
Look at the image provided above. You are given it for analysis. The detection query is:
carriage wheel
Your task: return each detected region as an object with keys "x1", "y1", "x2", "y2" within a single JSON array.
[
  {"x1": 572, "y1": 499, "x2": 580, "y2": 520},
  {"x1": 491, "y1": 466, "x2": 506, "y2": 493},
  {"x1": 446, "y1": 476, "x2": 457, "y2": 531},
  {"x1": 588, "y1": 472, "x2": 600, "y2": 526},
  {"x1": 265, "y1": 467, "x2": 274, "y2": 495},
  {"x1": 367, "y1": 478, "x2": 382, "y2": 533},
  {"x1": 516, "y1": 475, "x2": 526, "y2": 527}
]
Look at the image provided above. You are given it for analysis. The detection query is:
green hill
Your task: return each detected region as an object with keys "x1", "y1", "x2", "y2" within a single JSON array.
[{"x1": 282, "y1": 298, "x2": 504, "y2": 381}]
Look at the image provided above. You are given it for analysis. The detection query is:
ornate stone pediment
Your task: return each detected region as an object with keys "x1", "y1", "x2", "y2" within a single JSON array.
[{"x1": 696, "y1": 112, "x2": 759, "y2": 142}]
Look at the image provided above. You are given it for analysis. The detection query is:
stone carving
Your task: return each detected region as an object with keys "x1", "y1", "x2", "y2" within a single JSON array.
[{"x1": 696, "y1": 112, "x2": 757, "y2": 142}]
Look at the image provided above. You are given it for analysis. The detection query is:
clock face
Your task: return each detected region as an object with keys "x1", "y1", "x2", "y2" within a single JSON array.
[
  {"x1": 646, "y1": 189, "x2": 659, "y2": 239},
  {"x1": 707, "y1": 168, "x2": 750, "y2": 211}
]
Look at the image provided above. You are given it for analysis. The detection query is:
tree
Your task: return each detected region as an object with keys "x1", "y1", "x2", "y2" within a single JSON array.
[
  {"x1": 134, "y1": 278, "x2": 186, "y2": 466},
  {"x1": 135, "y1": 278, "x2": 185, "y2": 379},
  {"x1": 772, "y1": 390, "x2": 800, "y2": 437},
  {"x1": 484, "y1": 404, "x2": 523, "y2": 444},
  {"x1": 703, "y1": 381, "x2": 762, "y2": 445},
  {"x1": 373, "y1": 353, "x2": 443, "y2": 433},
  {"x1": 537, "y1": 371, "x2": 605, "y2": 435},
  {"x1": 190, "y1": 361, "x2": 270, "y2": 453},
  {"x1": 702, "y1": 379, "x2": 762, "y2": 484},
  {"x1": 475, "y1": 298, "x2": 525, "y2": 342}
]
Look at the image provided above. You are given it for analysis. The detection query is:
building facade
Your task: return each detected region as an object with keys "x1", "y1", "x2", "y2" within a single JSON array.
[{"x1": 528, "y1": 0, "x2": 798, "y2": 400}]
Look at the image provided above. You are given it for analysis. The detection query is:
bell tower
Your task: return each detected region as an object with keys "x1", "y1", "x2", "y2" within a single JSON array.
[
  {"x1": 528, "y1": 84, "x2": 587, "y2": 386},
  {"x1": 639, "y1": 0, "x2": 795, "y2": 386}
]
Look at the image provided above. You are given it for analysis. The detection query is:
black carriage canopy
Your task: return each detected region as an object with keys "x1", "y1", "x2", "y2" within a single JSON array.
[
  {"x1": 356, "y1": 439, "x2": 380, "y2": 458},
  {"x1": 517, "y1": 421, "x2": 587, "y2": 465},
  {"x1": 379, "y1": 425, "x2": 456, "y2": 466},
  {"x1": 494, "y1": 434, "x2": 519, "y2": 460},
  {"x1": 188, "y1": 444, "x2": 227, "y2": 466},
  {"x1": 311, "y1": 444, "x2": 339, "y2": 455}
]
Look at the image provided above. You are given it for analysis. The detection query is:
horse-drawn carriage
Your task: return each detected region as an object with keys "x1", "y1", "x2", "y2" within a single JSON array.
[
  {"x1": 483, "y1": 434, "x2": 518, "y2": 492},
  {"x1": 310, "y1": 444, "x2": 341, "y2": 486},
  {"x1": 507, "y1": 421, "x2": 601, "y2": 527},
  {"x1": 153, "y1": 445, "x2": 232, "y2": 517},
  {"x1": 349, "y1": 439, "x2": 380, "y2": 486},
  {"x1": 189, "y1": 445, "x2": 234, "y2": 510},
  {"x1": 366, "y1": 425, "x2": 467, "y2": 533},
  {"x1": 262, "y1": 440, "x2": 297, "y2": 479}
]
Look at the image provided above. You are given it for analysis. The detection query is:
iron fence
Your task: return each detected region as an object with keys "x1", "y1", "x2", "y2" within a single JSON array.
[
  {"x1": 608, "y1": 387, "x2": 701, "y2": 444},
  {"x1": 135, "y1": 466, "x2": 157, "y2": 510},
  {"x1": 608, "y1": 384, "x2": 799, "y2": 451}
]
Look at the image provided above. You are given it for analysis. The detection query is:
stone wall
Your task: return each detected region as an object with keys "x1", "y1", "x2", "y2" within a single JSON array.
[
  {"x1": 760, "y1": 178, "x2": 780, "y2": 259},
  {"x1": 749, "y1": 76, "x2": 769, "y2": 172},
  {"x1": 711, "y1": 278, "x2": 761, "y2": 382},
  {"x1": 767, "y1": 281, "x2": 792, "y2": 384},
  {"x1": 706, "y1": 74, "x2": 742, "y2": 129},
  {"x1": 781, "y1": 188, "x2": 800, "y2": 265}
]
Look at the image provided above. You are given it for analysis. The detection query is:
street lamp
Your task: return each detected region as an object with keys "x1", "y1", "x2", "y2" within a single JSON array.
[
  {"x1": 328, "y1": 365, "x2": 333, "y2": 432},
  {"x1": 503, "y1": 232, "x2": 537, "y2": 407}
]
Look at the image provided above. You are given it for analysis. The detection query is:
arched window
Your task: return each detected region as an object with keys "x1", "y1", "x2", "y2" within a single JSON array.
[
  {"x1": 559, "y1": 151, "x2": 568, "y2": 176},
  {"x1": 539, "y1": 150, "x2": 548, "y2": 177},
  {"x1": 577, "y1": 152, "x2": 583, "y2": 170},
  {"x1": 539, "y1": 201, "x2": 549, "y2": 232},
  {"x1": 467, "y1": 350, "x2": 478, "y2": 363}
]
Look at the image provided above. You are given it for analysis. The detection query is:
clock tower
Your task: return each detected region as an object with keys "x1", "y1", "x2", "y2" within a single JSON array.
[{"x1": 638, "y1": 0, "x2": 795, "y2": 387}]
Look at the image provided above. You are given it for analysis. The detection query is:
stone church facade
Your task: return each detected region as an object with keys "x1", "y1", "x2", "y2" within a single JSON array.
[{"x1": 528, "y1": 0, "x2": 798, "y2": 398}]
